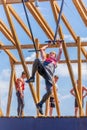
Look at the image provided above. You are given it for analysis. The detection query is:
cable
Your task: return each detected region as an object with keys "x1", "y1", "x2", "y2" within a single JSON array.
[
  {"x1": 22, "y1": 0, "x2": 37, "y2": 53},
  {"x1": 53, "y1": 0, "x2": 64, "y2": 44}
]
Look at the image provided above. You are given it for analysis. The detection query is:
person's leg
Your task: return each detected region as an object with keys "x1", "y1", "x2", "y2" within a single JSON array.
[
  {"x1": 16, "y1": 92, "x2": 21, "y2": 116},
  {"x1": 75, "y1": 107, "x2": 78, "y2": 117},
  {"x1": 36, "y1": 80, "x2": 52, "y2": 115},
  {"x1": 75, "y1": 98, "x2": 78, "y2": 117},
  {"x1": 49, "y1": 107, "x2": 53, "y2": 116},
  {"x1": 20, "y1": 97, "x2": 24, "y2": 117},
  {"x1": 39, "y1": 80, "x2": 52, "y2": 105},
  {"x1": 26, "y1": 59, "x2": 43, "y2": 83},
  {"x1": 49, "y1": 97, "x2": 55, "y2": 116}
]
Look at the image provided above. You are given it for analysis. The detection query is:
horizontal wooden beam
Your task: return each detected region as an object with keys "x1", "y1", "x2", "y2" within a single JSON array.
[
  {"x1": 0, "y1": 42, "x2": 87, "y2": 50},
  {"x1": 14, "y1": 59, "x2": 87, "y2": 65},
  {"x1": 0, "y1": 42, "x2": 18, "y2": 62},
  {"x1": 0, "y1": 0, "x2": 50, "y2": 5}
]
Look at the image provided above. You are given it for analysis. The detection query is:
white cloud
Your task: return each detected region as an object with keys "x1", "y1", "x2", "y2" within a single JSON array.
[
  {"x1": 64, "y1": 34, "x2": 74, "y2": 41},
  {"x1": 15, "y1": 52, "x2": 36, "y2": 77},
  {"x1": 60, "y1": 94, "x2": 71, "y2": 100},
  {"x1": 81, "y1": 37, "x2": 87, "y2": 42},
  {"x1": 0, "y1": 69, "x2": 11, "y2": 80},
  {"x1": 55, "y1": 63, "x2": 87, "y2": 78},
  {"x1": 25, "y1": 52, "x2": 36, "y2": 61},
  {"x1": 64, "y1": 34, "x2": 87, "y2": 42},
  {"x1": 15, "y1": 65, "x2": 24, "y2": 77}
]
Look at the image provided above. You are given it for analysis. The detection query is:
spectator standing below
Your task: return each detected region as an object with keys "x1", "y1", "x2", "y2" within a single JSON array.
[
  {"x1": 16, "y1": 71, "x2": 26, "y2": 117},
  {"x1": 70, "y1": 80, "x2": 87, "y2": 117},
  {"x1": 26, "y1": 41, "x2": 62, "y2": 115}
]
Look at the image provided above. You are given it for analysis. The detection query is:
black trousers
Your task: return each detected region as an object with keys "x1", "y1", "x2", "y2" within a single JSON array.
[
  {"x1": 32, "y1": 59, "x2": 53, "y2": 89},
  {"x1": 32, "y1": 59, "x2": 53, "y2": 105}
]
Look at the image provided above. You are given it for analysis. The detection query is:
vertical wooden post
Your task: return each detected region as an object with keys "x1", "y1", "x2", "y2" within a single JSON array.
[
  {"x1": 6, "y1": 59, "x2": 15, "y2": 116},
  {"x1": 36, "y1": 39, "x2": 40, "y2": 102},
  {"x1": 52, "y1": 81, "x2": 60, "y2": 117},
  {"x1": 45, "y1": 99, "x2": 49, "y2": 116},
  {"x1": 77, "y1": 37, "x2": 83, "y2": 116},
  {"x1": 35, "y1": 39, "x2": 40, "y2": 115},
  {"x1": 0, "y1": 87, "x2": 4, "y2": 116},
  {"x1": 0, "y1": 108, "x2": 4, "y2": 117}
]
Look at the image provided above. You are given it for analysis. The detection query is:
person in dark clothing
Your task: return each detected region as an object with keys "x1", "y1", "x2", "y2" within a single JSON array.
[
  {"x1": 26, "y1": 41, "x2": 62, "y2": 115},
  {"x1": 16, "y1": 71, "x2": 26, "y2": 117}
]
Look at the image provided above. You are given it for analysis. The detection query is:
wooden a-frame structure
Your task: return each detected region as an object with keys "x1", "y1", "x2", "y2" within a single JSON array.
[{"x1": 0, "y1": 0, "x2": 87, "y2": 117}]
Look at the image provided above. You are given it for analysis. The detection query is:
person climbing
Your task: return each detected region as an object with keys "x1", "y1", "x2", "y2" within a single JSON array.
[{"x1": 26, "y1": 40, "x2": 63, "y2": 115}]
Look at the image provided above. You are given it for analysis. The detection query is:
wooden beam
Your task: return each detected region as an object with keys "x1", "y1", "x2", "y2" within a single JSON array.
[
  {"x1": 86, "y1": 101, "x2": 87, "y2": 116},
  {"x1": 1, "y1": 23, "x2": 16, "y2": 45},
  {"x1": 14, "y1": 59, "x2": 87, "y2": 65},
  {"x1": 54, "y1": 1, "x2": 77, "y2": 41},
  {"x1": 79, "y1": 0, "x2": 87, "y2": 14},
  {"x1": 2, "y1": 0, "x2": 38, "y2": 104},
  {"x1": 6, "y1": 60, "x2": 15, "y2": 116},
  {"x1": 0, "y1": 42, "x2": 18, "y2": 62},
  {"x1": 54, "y1": 1, "x2": 87, "y2": 58},
  {"x1": 52, "y1": 80, "x2": 60, "y2": 117},
  {"x1": 77, "y1": 37, "x2": 83, "y2": 116},
  {"x1": 26, "y1": 2, "x2": 54, "y2": 39},
  {"x1": 73, "y1": 0, "x2": 87, "y2": 26},
  {"x1": 59, "y1": 26, "x2": 84, "y2": 116},
  {"x1": 0, "y1": 42, "x2": 87, "y2": 50},
  {"x1": 0, "y1": 0, "x2": 50, "y2": 5},
  {"x1": 45, "y1": 99, "x2": 49, "y2": 116},
  {"x1": 35, "y1": 40, "x2": 40, "y2": 116},
  {"x1": 0, "y1": 20, "x2": 13, "y2": 38},
  {"x1": 8, "y1": 5, "x2": 32, "y2": 39}
]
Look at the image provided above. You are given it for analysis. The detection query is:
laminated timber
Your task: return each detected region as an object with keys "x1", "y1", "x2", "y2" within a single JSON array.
[
  {"x1": 0, "y1": 0, "x2": 50, "y2": 4},
  {"x1": 73, "y1": 0, "x2": 87, "y2": 26}
]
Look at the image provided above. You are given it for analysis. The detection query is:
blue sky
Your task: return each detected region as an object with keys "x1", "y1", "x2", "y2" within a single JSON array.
[{"x1": 0, "y1": 0, "x2": 87, "y2": 117}]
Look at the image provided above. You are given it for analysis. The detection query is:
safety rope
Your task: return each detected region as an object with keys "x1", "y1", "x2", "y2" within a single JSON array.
[
  {"x1": 53, "y1": 0, "x2": 64, "y2": 44},
  {"x1": 22, "y1": 0, "x2": 37, "y2": 53}
]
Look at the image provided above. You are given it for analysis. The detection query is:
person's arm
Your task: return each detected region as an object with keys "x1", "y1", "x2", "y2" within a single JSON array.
[
  {"x1": 82, "y1": 86, "x2": 87, "y2": 91},
  {"x1": 70, "y1": 88, "x2": 75, "y2": 97},
  {"x1": 40, "y1": 42, "x2": 51, "y2": 61},
  {"x1": 83, "y1": 93, "x2": 87, "y2": 99},
  {"x1": 82, "y1": 86, "x2": 87, "y2": 99},
  {"x1": 56, "y1": 41, "x2": 62, "y2": 62}
]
